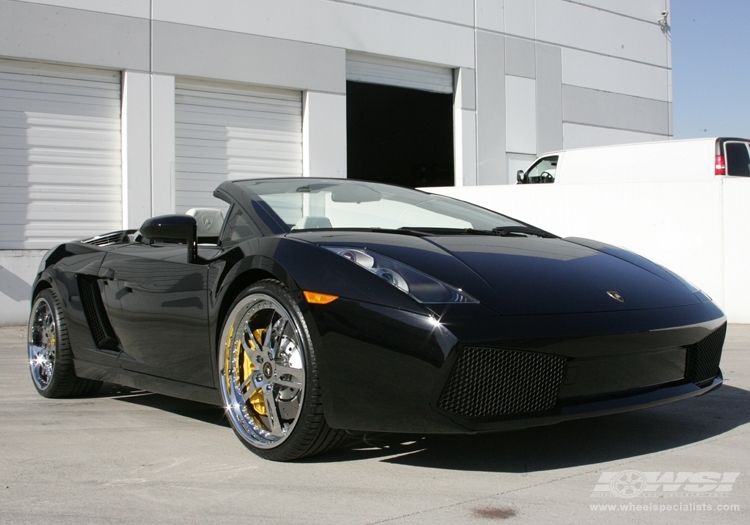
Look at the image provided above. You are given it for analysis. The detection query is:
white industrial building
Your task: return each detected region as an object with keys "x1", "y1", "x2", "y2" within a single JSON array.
[{"x1": 0, "y1": 0, "x2": 671, "y2": 323}]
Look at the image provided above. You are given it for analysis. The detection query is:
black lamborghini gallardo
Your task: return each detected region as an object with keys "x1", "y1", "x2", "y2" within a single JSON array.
[{"x1": 28, "y1": 178, "x2": 726, "y2": 460}]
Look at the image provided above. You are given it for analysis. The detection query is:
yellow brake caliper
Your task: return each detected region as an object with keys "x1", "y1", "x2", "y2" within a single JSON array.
[
  {"x1": 242, "y1": 328, "x2": 268, "y2": 417},
  {"x1": 226, "y1": 320, "x2": 270, "y2": 423},
  {"x1": 223, "y1": 323, "x2": 234, "y2": 393}
]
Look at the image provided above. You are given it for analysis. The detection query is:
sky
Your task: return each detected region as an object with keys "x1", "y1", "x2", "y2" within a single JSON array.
[{"x1": 672, "y1": 0, "x2": 750, "y2": 139}]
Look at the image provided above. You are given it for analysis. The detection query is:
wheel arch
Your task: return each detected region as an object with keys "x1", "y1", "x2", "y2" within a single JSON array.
[
  {"x1": 31, "y1": 278, "x2": 52, "y2": 302},
  {"x1": 215, "y1": 268, "x2": 291, "y2": 352}
]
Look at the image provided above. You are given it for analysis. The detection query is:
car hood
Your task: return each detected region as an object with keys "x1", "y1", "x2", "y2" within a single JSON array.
[
  {"x1": 290, "y1": 231, "x2": 701, "y2": 316},
  {"x1": 424, "y1": 236, "x2": 700, "y2": 315}
]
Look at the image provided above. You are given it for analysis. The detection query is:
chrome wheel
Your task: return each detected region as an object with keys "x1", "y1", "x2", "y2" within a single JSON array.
[
  {"x1": 27, "y1": 288, "x2": 101, "y2": 398},
  {"x1": 28, "y1": 295, "x2": 57, "y2": 391},
  {"x1": 220, "y1": 292, "x2": 306, "y2": 449}
]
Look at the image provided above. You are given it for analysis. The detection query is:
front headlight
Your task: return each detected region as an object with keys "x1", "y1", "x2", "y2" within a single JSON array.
[
  {"x1": 657, "y1": 264, "x2": 712, "y2": 302},
  {"x1": 324, "y1": 246, "x2": 477, "y2": 304}
]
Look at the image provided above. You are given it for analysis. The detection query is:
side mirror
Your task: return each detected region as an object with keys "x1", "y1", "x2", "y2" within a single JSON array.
[
  {"x1": 140, "y1": 215, "x2": 198, "y2": 263},
  {"x1": 516, "y1": 170, "x2": 525, "y2": 184}
]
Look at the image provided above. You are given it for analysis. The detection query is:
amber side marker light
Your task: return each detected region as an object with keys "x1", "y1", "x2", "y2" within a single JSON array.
[{"x1": 303, "y1": 291, "x2": 339, "y2": 304}]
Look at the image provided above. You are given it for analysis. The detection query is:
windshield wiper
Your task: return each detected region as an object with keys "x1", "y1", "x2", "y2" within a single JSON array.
[
  {"x1": 399, "y1": 227, "x2": 495, "y2": 236},
  {"x1": 371, "y1": 227, "x2": 430, "y2": 236},
  {"x1": 491, "y1": 226, "x2": 557, "y2": 238},
  {"x1": 398, "y1": 226, "x2": 557, "y2": 238},
  {"x1": 291, "y1": 227, "x2": 430, "y2": 237},
  {"x1": 292, "y1": 226, "x2": 556, "y2": 238}
]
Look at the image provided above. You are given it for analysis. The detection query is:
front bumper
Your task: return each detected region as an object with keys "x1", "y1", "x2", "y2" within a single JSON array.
[{"x1": 308, "y1": 298, "x2": 727, "y2": 434}]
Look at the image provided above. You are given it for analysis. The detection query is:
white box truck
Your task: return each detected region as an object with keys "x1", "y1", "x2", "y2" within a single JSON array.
[{"x1": 516, "y1": 137, "x2": 750, "y2": 184}]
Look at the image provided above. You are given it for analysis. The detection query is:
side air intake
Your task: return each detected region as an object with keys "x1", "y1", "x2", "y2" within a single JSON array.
[{"x1": 77, "y1": 276, "x2": 119, "y2": 351}]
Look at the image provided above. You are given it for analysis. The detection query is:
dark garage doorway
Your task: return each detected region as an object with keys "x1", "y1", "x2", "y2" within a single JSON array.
[{"x1": 346, "y1": 81, "x2": 454, "y2": 188}]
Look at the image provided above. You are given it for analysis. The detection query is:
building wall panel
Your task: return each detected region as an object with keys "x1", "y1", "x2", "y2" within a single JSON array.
[
  {"x1": 152, "y1": 22, "x2": 346, "y2": 94},
  {"x1": 505, "y1": 76, "x2": 537, "y2": 155},
  {"x1": 476, "y1": 31, "x2": 506, "y2": 185},
  {"x1": 562, "y1": 48, "x2": 670, "y2": 102},
  {"x1": 580, "y1": 0, "x2": 668, "y2": 23},
  {"x1": 476, "y1": 0, "x2": 504, "y2": 32},
  {"x1": 562, "y1": 122, "x2": 667, "y2": 149},
  {"x1": 504, "y1": 0, "x2": 535, "y2": 38},
  {"x1": 505, "y1": 37, "x2": 536, "y2": 79},
  {"x1": 563, "y1": 85, "x2": 670, "y2": 135},
  {"x1": 343, "y1": 0, "x2": 474, "y2": 26},
  {"x1": 0, "y1": 0, "x2": 149, "y2": 71},
  {"x1": 152, "y1": 0, "x2": 475, "y2": 69},
  {"x1": 536, "y1": 43, "x2": 563, "y2": 154},
  {"x1": 536, "y1": 0, "x2": 668, "y2": 67},
  {"x1": 15, "y1": 0, "x2": 150, "y2": 18}
]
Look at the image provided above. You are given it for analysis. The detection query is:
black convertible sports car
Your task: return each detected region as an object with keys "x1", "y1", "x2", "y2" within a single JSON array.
[{"x1": 28, "y1": 178, "x2": 726, "y2": 460}]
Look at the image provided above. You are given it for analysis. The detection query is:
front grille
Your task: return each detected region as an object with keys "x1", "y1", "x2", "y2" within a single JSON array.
[
  {"x1": 686, "y1": 323, "x2": 726, "y2": 386},
  {"x1": 78, "y1": 277, "x2": 119, "y2": 351},
  {"x1": 438, "y1": 347, "x2": 567, "y2": 420}
]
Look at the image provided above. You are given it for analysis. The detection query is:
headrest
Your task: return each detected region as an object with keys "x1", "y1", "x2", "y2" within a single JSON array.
[
  {"x1": 293, "y1": 216, "x2": 332, "y2": 230},
  {"x1": 186, "y1": 208, "x2": 224, "y2": 237}
]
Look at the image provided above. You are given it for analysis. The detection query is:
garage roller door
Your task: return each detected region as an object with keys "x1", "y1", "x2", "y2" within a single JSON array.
[
  {"x1": 346, "y1": 52, "x2": 454, "y2": 94},
  {"x1": 175, "y1": 79, "x2": 303, "y2": 213},
  {"x1": 0, "y1": 59, "x2": 122, "y2": 249}
]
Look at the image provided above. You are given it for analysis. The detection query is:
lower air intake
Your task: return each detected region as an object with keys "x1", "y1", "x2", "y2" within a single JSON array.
[
  {"x1": 438, "y1": 347, "x2": 567, "y2": 420},
  {"x1": 686, "y1": 323, "x2": 726, "y2": 386}
]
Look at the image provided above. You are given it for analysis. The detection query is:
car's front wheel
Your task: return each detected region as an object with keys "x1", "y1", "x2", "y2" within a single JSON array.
[
  {"x1": 218, "y1": 280, "x2": 344, "y2": 461},
  {"x1": 28, "y1": 288, "x2": 102, "y2": 398}
]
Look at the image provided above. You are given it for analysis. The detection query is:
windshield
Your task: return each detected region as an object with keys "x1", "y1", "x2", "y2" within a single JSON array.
[{"x1": 235, "y1": 179, "x2": 524, "y2": 232}]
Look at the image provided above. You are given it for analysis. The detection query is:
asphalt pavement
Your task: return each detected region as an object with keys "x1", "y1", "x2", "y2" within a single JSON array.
[{"x1": 1, "y1": 324, "x2": 748, "y2": 524}]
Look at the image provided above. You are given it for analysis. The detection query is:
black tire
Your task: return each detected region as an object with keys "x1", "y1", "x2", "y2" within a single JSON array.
[
  {"x1": 28, "y1": 288, "x2": 103, "y2": 398},
  {"x1": 218, "y1": 279, "x2": 345, "y2": 461}
]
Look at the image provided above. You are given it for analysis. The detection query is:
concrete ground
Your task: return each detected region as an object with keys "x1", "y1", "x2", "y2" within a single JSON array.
[{"x1": 1, "y1": 324, "x2": 748, "y2": 525}]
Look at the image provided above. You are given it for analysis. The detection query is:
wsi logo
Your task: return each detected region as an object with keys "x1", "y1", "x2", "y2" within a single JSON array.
[{"x1": 592, "y1": 471, "x2": 740, "y2": 498}]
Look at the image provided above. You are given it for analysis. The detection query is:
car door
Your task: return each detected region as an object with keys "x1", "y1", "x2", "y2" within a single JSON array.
[{"x1": 98, "y1": 243, "x2": 215, "y2": 387}]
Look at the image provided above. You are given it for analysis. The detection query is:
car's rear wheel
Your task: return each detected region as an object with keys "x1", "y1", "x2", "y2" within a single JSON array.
[
  {"x1": 28, "y1": 288, "x2": 102, "y2": 398},
  {"x1": 219, "y1": 280, "x2": 344, "y2": 461}
]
